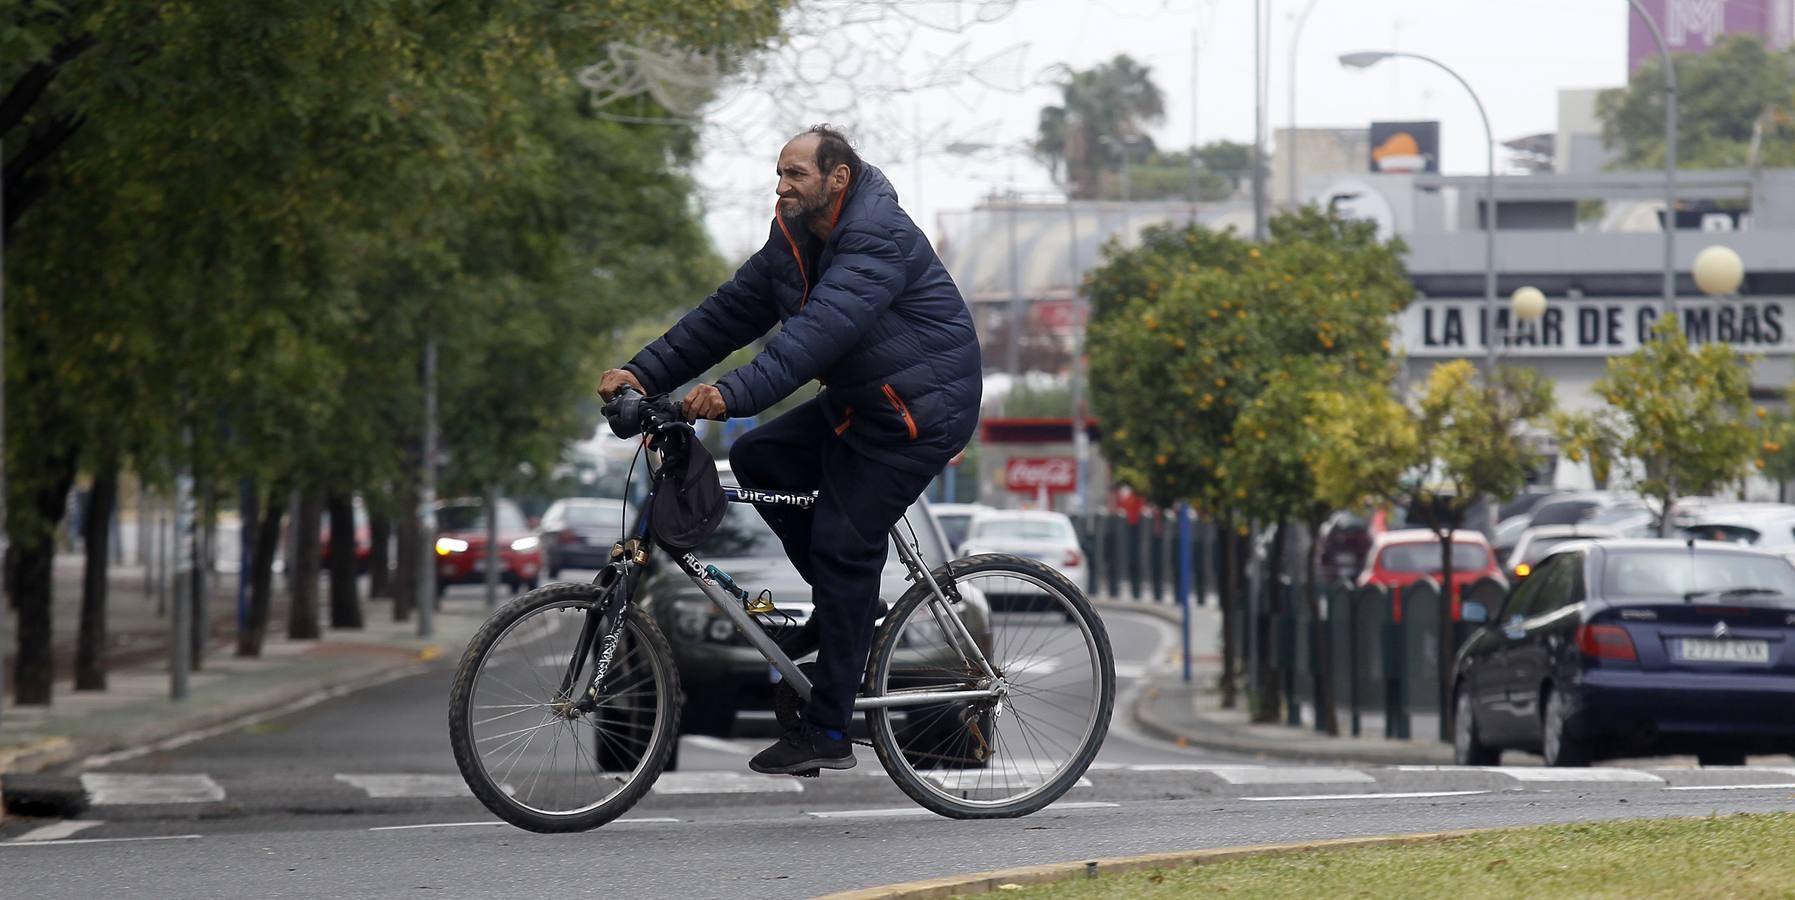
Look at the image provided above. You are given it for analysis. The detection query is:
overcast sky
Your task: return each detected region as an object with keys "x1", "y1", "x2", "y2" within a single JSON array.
[{"x1": 684, "y1": 0, "x2": 1634, "y2": 259}]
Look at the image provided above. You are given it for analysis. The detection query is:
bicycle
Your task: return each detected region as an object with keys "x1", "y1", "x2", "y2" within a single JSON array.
[{"x1": 448, "y1": 390, "x2": 1115, "y2": 832}]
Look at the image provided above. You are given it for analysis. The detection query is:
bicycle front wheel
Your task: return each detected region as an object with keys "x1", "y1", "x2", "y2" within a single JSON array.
[
  {"x1": 448, "y1": 582, "x2": 680, "y2": 833},
  {"x1": 865, "y1": 554, "x2": 1115, "y2": 819}
]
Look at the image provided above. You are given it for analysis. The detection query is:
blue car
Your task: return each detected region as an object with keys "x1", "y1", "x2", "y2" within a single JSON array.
[{"x1": 1452, "y1": 539, "x2": 1795, "y2": 766}]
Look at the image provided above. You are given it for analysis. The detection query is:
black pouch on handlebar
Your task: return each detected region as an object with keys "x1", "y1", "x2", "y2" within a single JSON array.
[{"x1": 649, "y1": 435, "x2": 726, "y2": 553}]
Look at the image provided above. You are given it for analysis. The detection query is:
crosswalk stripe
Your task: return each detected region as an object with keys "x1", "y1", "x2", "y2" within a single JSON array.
[
  {"x1": 80, "y1": 774, "x2": 225, "y2": 805},
  {"x1": 1208, "y1": 767, "x2": 1375, "y2": 785},
  {"x1": 651, "y1": 772, "x2": 804, "y2": 794},
  {"x1": 10, "y1": 821, "x2": 103, "y2": 842},
  {"x1": 335, "y1": 774, "x2": 473, "y2": 798},
  {"x1": 1396, "y1": 765, "x2": 1663, "y2": 783}
]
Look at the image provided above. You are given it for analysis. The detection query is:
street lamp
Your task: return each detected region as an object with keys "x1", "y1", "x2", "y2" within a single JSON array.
[
  {"x1": 1626, "y1": 0, "x2": 1679, "y2": 319},
  {"x1": 1286, "y1": 0, "x2": 1324, "y2": 207},
  {"x1": 1693, "y1": 245, "x2": 1744, "y2": 297},
  {"x1": 1341, "y1": 50, "x2": 1497, "y2": 373},
  {"x1": 1512, "y1": 286, "x2": 1547, "y2": 323}
]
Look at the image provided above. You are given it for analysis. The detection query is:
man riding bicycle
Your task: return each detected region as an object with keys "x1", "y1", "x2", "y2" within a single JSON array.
[{"x1": 597, "y1": 125, "x2": 982, "y2": 775}]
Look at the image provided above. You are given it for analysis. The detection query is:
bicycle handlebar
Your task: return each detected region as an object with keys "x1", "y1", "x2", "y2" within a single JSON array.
[{"x1": 602, "y1": 388, "x2": 688, "y2": 440}]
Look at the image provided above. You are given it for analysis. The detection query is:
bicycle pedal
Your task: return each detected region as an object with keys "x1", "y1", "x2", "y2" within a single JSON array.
[{"x1": 791, "y1": 768, "x2": 822, "y2": 779}]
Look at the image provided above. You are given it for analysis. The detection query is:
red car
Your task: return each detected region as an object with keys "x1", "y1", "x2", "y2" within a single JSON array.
[
  {"x1": 434, "y1": 497, "x2": 542, "y2": 596},
  {"x1": 1358, "y1": 528, "x2": 1504, "y2": 620}
]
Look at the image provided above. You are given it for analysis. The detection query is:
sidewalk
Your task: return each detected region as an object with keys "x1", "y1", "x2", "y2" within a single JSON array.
[
  {"x1": 1, "y1": 555, "x2": 486, "y2": 783},
  {"x1": 1090, "y1": 590, "x2": 1456, "y2": 766}
]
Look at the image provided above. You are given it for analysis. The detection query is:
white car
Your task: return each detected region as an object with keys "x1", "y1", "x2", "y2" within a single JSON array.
[
  {"x1": 1503, "y1": 524, "x2": 1620, "y2": 582},
  {"x1": 929, "y1": 502, "x2": 993, "y2": 556},
  {"x1": 1681, "y1": 503, "x2": 1795, "y2": 564},
  {"x1": 957, "y1": 509, "x2": 1088, "y2": 602}
]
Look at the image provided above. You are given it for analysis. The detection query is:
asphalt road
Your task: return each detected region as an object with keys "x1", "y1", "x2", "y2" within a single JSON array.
[{"x1": 6, "y1": 600, "x2": 1795, "y2": 898}]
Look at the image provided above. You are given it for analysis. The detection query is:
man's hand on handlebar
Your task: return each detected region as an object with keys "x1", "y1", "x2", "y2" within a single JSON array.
[
  {"x1": 597, "y1": 368, "x2": 645, "y2": 401},
  {"x1": 682, "y1": 384, "x2": 727, "y2": 422}
]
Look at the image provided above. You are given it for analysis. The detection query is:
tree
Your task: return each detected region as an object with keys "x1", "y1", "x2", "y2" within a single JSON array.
[
  {"x1": 1562, "y1": 318, "x2": 1757, "y2": 533},
  {"x1": 1093, "y1": 141, "x2": 1262, "y2": 203},
  {"x1": 1086, "y1": 207, "x2": 1412, "y2": 708},
  {"x1": 1310, "y1": 360, "x2": 1554, "y2": 738},
  {"x1": 1598, "y1": 35, "x2": 1795, "y2": 170},
  {"x1": 1034, "y1": 55, "x2": 1166, "y2": 200}
]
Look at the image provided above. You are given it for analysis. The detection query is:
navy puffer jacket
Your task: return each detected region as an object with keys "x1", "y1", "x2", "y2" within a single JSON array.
[{"x1": 624, "y1": 164, "x2": 982, "y2": 475}]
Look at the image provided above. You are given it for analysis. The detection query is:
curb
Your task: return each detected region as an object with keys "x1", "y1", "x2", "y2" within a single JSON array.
[
  {"x1": 1127, "y1": 683, "x2": 1451, "y2": 766},
  {"x1": 816, "y1": 828, "x2": 1490, "y2": 899},
  {"x1": 1088, "y1": 598, "x2": 1184, "y2": 626}
]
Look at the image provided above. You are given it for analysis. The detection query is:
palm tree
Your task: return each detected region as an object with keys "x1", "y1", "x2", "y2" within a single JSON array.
[{"x1": 1033, "y1": 55, "x2": 1166, "y2": 199}]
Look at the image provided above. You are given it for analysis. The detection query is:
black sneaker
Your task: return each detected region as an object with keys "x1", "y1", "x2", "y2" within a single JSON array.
[{"x1": 749, "y1": 724, "x2": 855, "y2": 775}]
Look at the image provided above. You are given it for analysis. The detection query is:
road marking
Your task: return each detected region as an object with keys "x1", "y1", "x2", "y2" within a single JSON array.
[
  {"x1": 682, "y1": 736, "x2": 756, "y2": 755},
  {"x1": 369, "y1": 817, "x2": 680, "y2": 832},
  {"x1": 0, "y1": 835, "x2": 202, "y2": 848},
  {"x1": 335, "y1": 774, "x2": 472, "y2": 799},
  {"x1": 651, "y1": 772, "x2": 804, "y2": 794},
  {"x1": 79, "y1": 665, "x2": 428, "y2": 769},
  {"x1": 10, "y1": 821, "x2": 103, "y2": 842},
  {"x1": 1126, "y1": 764, "x2": 1265, "y2": 772},
  {"x1": 1242, "y1": 790, "x2": 1492, "y2": 802},
  {"x1": 926, "y1": 771, "x2": 1094, "y2": 790},
  {"x1": 1665, "y1": 783, "x2": 1795, "y2": 792},
  {"x1": 80, "y1": 774, "x2": 225, "y2": 805},
  {"x1": 807, "y1": 801, "x2": 1118, "y2": 819},
  {"x1": 1208, "y1": 767, "x2": 1375, "y2": 785},
  {"x1": 1396, "y1": 766, "x2": 1664, "y2": 783}
]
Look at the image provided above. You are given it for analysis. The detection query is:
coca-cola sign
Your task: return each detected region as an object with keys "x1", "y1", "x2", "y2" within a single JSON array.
[{"x1": 1005, "y1": 457, "x2": 1076, "y2": 494}]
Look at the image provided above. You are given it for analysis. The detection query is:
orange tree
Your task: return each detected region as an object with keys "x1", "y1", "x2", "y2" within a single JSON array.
[{"x1": 1086, "y1": 207, "x2": 1410, "y2": 710}]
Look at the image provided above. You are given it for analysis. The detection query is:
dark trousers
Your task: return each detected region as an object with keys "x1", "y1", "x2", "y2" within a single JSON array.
[{"x1": 727, "y1": 399, "x2": 935, "y2": 732}]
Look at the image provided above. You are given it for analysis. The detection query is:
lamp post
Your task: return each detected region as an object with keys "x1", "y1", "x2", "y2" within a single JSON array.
[
  {"x1": 1286, "y1": 0, "x2": 1324, "y2": 207},
  {"x1": 1627, "y1": 0, "x2": 1679, "y2": 319},
  {"x1": 1342, "y1": 50, "x2": 1497, "y2": 373}
]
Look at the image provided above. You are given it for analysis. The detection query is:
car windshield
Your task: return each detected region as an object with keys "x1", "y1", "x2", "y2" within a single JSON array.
[
  {"x1": 564, "y1": 503, "x2": 626, "y2": 526},
  {"x1": 1680, "y1": 524, "x2": 1761, "y2": 545},
  {"x1": 695, "y1": 502, "x2": 945, "y2": 565},
  {"x1": 1529, "y1": 500, "x2": 1600, "y2": 527},
  {"x1": 973, "y1": 518, "x2": 1075, "y2": 542},
  {"x1": 1604, "y1": 549, "x2": 1795, "y2": 603},
  {"x1": 438, "y1": 503, "x2": 525, "y2": 533},
  {"x1": 1379, "y1": 542, "x2": 1490, "y2": 572},
  {"x1": 937, "y1": 514, "x2": 972, "y2": 550}
]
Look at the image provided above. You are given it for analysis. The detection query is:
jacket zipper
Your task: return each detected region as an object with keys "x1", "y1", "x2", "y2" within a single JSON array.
[
  {"x1": 774, "y1": 211, "x2": 811, "y2": 309},
  {"x1": 834, "y1": 405, "x2": 853, "y2": 435},
  {"x1": 882, "y1": 385, "x2": 918, "y2": 440}
]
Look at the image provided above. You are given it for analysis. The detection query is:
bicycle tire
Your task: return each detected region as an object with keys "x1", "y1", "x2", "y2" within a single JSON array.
[
  {"x1": 865, "y1": 553, "x2": 1115, "y2": 819},
  {"x1": 448, "y1": 581, "x2": 680, "y2": 833}
]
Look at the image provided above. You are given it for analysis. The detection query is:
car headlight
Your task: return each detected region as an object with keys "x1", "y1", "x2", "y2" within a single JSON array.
[
  {"x1": 706, "y1": 617, "x2": 737, "y2": 643},
  {"x1": 435, "y1": 537, "x2": 469, "y2": 555},
  {"x1": 510, "y1": 536, "x2": 539, "y2": 552},
  {"x1": 672, "y1": 598, "x2": 710, "y2": 640}
]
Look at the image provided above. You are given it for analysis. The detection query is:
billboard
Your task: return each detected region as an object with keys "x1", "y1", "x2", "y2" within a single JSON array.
[
  {"x1": 1628, "y1": 0, "x2": 1795, "y2": 74},
  {"x1": 1368, "y1": 121, "x2": 1440, "y2": 175}
]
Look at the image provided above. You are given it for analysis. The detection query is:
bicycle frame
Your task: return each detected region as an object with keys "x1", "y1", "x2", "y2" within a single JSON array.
[{"x1": 590, "y1": 481, "x2": 1001, "y2": 712}]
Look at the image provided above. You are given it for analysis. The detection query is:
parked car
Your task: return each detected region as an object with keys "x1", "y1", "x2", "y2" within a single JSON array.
[
  {"x1": 318, "y1": 500, "x2": 372, "y2": 573},
  {"x1": 1452, "y1": 539, "x2": 1795, "y2": 767},
  {"x1": 1358, "y1": 529, "x2": 1504, "y2": 605},
  {"x1": 1680, "y1": 503, "x2": 1795, "y2": 563},
  {"x1": 642, "y1": 465, "x2": 991, "y2": 745},
  {"x1": 1504, "y1": 525, "x2": 1620, "y2": 583},
  {"x1": 538, "y1": 497, "x2": 636, "y2": 578},
  {"x1": 1316, "y1": 511, "x2": 1374, "y2": 584},
  {"x1": 1524, "y1": 491, "x2": 1645, "y2": 528},
  {"x1": 929, "y1": 502, "x2": 992, "y2": 556},
  {"x1": 434, "y1": 497, "x2": 543, "y2": 595},
  {"x1": 957, "y1": 509, "x2": 1088, "y2": 604}
]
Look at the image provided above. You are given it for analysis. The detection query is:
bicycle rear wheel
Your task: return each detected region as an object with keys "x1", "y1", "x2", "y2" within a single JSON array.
[
  {"x1": 865, "y1": 554, "x2": 1114, "y2": 819},
  {"x1": 448, "y1": 582, "x2": 680, "y2": 833}
]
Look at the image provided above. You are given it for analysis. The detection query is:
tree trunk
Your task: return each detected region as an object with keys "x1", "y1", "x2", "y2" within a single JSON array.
[
  {"x1": 239, "y1": 482, "x2": 289, "y2": 657},
  {"x1": 1306, "y1": 511, "x2": 1338, "y2": 735},
  {"x1": 1218, "y1": 523, "x2": 1238, "y2": 710},
  {"x1": 368, "y1": 511, "x2": 392, "y2": 599},
  {"x1": 1251, "y1": 520, "x2": 1287, "y2": 724},
  {"x1": 75, "y1": 465, "x2": 120, "y2": 691},
  {"x1": 392, "y1": 484, "x2": 418, "y2": 622},
  {"x1": 288, "y1": 485, "x2": 323, "y2": 640},
  {"x1": 10, "y1": 448, "x2": 78, "y2": 705},
  {"x1": 326, "y1": 491, "x2": 363, "y2": 629}
]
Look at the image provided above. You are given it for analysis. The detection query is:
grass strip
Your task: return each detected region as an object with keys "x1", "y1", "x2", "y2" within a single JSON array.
[{"x1": 1012, "y1": 813, "x2": 1795, "y2": 899}]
